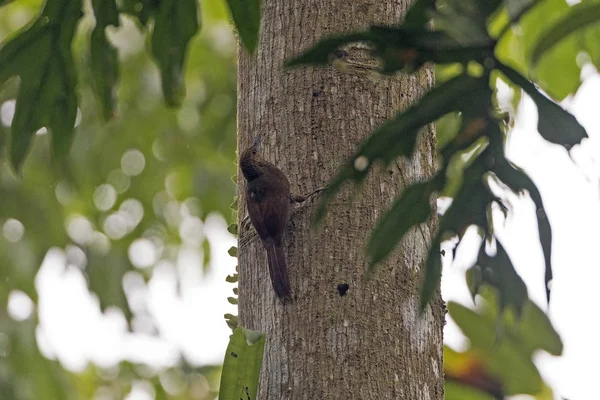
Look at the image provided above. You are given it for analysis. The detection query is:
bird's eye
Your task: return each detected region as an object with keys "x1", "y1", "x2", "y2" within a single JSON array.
[{"x1": 252, "y1": 150, "x2": 257, "y2": 155}]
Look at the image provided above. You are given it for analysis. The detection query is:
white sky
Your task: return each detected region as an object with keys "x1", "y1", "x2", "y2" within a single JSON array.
[{"x1": 6, "y1": 72, "x2": 600, "y2": 399}]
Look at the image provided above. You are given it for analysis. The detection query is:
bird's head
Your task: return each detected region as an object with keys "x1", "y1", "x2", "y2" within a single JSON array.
[{"x1": 240, "y1": 134, "x2": 264, "y2": 181}]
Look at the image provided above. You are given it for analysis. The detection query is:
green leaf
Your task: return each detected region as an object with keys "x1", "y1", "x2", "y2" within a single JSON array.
[
  {"x1": 531, "y1": 3, "x2": 600, "y2": 67},
  {"x1": 316, "y1": 74, "x2": 487, "y2": 224},
  {"x1": 228, "y1": 246, "x2": 237, "y2": 257},
  {"x1": 226, "y1": 273, "x2": 239, "y2": 283},
  {"x1": 225, "y1": 0, "x2": 261, "y2": 53},
  {"x1": 475, "y1": 240, "x2": 528, "y2": 315},
  {"x1": 448, "y1": 301, "x2": 543, "y2": 395},
  {"x1": 367, "y1": 177, "x2": 439, "y2": 268},
  {"x1": 404, "y1": 0, "x2": 436, "y2": 27},
  {"x1": 285, "y1": 33, "x2": 372, "y2": 67},
  {"x1": 227, "y1": 296, "x2": 238, "y2": 305},
  {"x1": 498, "y1": 63, "x2": 587, "y2": 149},
  {"x1": 218, "y1": 327, "x2": 265, "y2": 400},
  {"x1": 286, "y1": 27, "x2": 492, "y2": 73},
  {"x1": 493, "y1": 159, "x2": 553, "y2": 302},
  {"x1": 0, "y1": 0, "x2": 83, "y2": 171},
  {"x1": 227, "y1": 223, "x2": 238, "y2": 235},
  {"x1": 90, "y1": 0, "x2": 120, "y2": 121},
  {"x1": 466, "y1": 264, "x2": 483, "y2": 302},
  {"x1": 516, "y1": 300, "x2": 562, "y2": 356},
  {"x1": 150, "y1": 0, "x2": 200, "y2": 107},
  {"x1": 496, "y1": 0, "x2": 580, "y2": 100}
]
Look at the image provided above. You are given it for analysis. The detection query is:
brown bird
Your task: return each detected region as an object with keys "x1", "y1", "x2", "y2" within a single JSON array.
[{"x1": 240, "y1": 135, "x2": 293, "y2": 300}]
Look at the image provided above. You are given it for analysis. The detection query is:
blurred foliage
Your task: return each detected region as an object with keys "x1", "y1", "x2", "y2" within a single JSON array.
[
  {"x1": 0, "y1": 0, "x2": 237, "y2": 398},
  {"x1": 445, "y1": 291, "x2": 560, "y2": 399}
]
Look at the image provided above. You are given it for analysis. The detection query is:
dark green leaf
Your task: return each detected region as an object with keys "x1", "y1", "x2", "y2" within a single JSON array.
[
  {"x1": 0, "y1": 0, "x2": 83, "y2": 171},
  {"x1": 466, "y1": 264, "x2": 483, "y2": 302},
  {"x1": 90, "y1": 0, "x2": 120, "y2": 121},
  {"x1": 286, "y1": 27, "x2": 492, "y2": 73},
  {"x1": 439, "y1": 159, "x2": 494, "y2": 237},
  {"x1": 285, "y1": 33, "x2": 372, "y2": 67},
  {"x1": 476, "y1": 241, "x2": 528, "y2": 315},
  {"x1": 430, "y1": 1, "x2": 494, "y2": 46},
  {"x1": 531, "y1": 3, "x2": 600, "y2": 67},
  {"x1": 504, "y1": 0, "x2": 540, "y2": 21},
  {"x1": 226, "y1": 0, "x2": 261, "y2": 53},
  {"x1": 229, "y1": 196, "x2": 238, "y2": 210},
  {"x1": 228, "y1": 246, "x2": 237, "y2": 257},
  {"x1": 404, "y1": 0, "x2": 436, "y2": 27},
  {"x1": 227, "y1": 296, "x2": 238, "y2": 305},
  {"x1": 493, "y1": 159, "x2": 552, "y2": 302},
  {"x1": 227, "y1": 223, "x2": 238, "y2": 235},
  {"x1": 218, "y1": 326, "x2": 265, "y2": 400},
  {"x1": 367, "y1": 177, "x2": 439, "y2": 268},
  {"x1": 421, "y1": 157, "x2": 497, "y2": 310},
  {"x1": 498, "y1": 63, "x2": 587, "y2": 149},
  {"x1": 316, "y1": 74, "x2": 487, "y2": 224},
  {"x1": 151, "y1": 0, "x2": 200, "y2": 106}
]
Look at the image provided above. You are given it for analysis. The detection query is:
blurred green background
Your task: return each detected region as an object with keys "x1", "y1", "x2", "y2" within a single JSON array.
[{"x1": 0, "y1": 0, "x2": 237, "y2": 398}]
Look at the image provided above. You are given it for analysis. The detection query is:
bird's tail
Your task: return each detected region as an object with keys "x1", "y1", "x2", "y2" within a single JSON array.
[{"x1": 265, "y1": 240, "x2": 292, "y2": 301}]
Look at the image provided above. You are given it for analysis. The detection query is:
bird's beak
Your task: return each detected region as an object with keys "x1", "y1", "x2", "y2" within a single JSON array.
[{"x1": 252, "y1": 135, "x2": 261, "y2": 151}]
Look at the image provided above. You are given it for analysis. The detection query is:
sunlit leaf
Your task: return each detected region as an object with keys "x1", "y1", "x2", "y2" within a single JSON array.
[
  {"x1": 150, "y1": 0, "x2": 200, "y2": 106},
  {"x1": 0, "y1": 0, "x2": 83, "y2": 171},
  {"x1": 226, "y1": 0, "x2": 261, "y2": 53},
  {"x1": 531, "y1": 3, "x2": 600, "y2": 67},
  {"x1": 218, "y1": 327, "x2": 265, "y2": 400},
  {"x1": 448, "y1": 301, "x2": 543, "y2": 395},
  {"x1": 496, "y1": 0, "x2": 579, "y2": 100}
]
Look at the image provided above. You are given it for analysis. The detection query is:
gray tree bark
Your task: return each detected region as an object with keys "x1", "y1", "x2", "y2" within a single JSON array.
[{"x1": 237, "y1": 1, "x2": 444, "y2": 399}]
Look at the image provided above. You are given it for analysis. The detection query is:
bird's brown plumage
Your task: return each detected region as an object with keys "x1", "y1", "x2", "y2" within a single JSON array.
[{"x1": 240, "y1": 138, "x2": 292, "y2": 300}]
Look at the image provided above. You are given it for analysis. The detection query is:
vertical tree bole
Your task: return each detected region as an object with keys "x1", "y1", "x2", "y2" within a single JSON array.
[{"x1": 237, "y1": 1, "x2": 444, "y2": 398}]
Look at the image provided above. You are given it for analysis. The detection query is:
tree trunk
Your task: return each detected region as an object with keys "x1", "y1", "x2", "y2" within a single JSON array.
[{"x1": 237, "y1": 1, "x2": 444, "y2": 399}]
